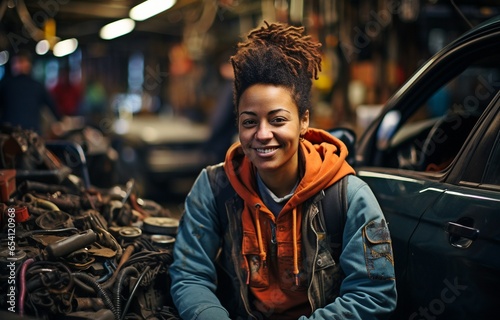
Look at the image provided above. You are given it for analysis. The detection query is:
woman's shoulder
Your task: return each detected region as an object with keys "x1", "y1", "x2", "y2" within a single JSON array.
[
  {"x1": 346, "y1": 174, "x2": 367, "y2": 190},
  {"x1": 345, "y1": 174, "x2": 377, "y2": 202}
]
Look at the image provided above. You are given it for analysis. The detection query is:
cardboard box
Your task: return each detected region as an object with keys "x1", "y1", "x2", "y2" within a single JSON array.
[{"x1": 0, "y1": 169, "x2": 16, "y2": 202}]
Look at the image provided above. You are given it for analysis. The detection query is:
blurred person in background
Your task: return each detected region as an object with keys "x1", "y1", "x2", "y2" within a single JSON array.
[
  {"x1": 166, "y1": 43, "x2": 204, "y2": 121},
  {"x1": 201, "y1": 50, "x2": 238, "y2": 164},
  {"x1": 170, "y1": 21, "x2": 396, "y2": 320},
  {"x1": 0, "y1": 50, "x2": 61, "y2": 135},
  {"x1": 50, "y1": 66, "x2": 83, "y2": 117}
]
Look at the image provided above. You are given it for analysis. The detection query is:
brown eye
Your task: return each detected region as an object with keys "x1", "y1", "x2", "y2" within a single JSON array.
[
  {"x1": 241, "y1": 119, "x2": 256, "y2": 127},
  {"x1": 271, "y1": 117, "x2": 287, "y2": 124}
]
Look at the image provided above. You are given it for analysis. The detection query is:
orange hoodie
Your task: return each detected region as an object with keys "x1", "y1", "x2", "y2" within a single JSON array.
[{"x1": 224, "y1": 128, "x2": 355, "y2": 319}]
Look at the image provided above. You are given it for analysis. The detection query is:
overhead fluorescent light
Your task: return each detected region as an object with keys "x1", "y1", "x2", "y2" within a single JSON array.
[
  {"x1": 129, "y1": 0, "x2": 176, "y2": 21},
  {"x1": 100, "y1": 18, "x2": 136, "y2": 40},
  {"x1": 53, "y1": 38, "x2": 78, "y2": 57},
  {"x1": 36, "y1": 40, "x2": 51, "y2": 55},
  {"x1": 0, "y1": 51, "x2": 9, "y2": 65}
]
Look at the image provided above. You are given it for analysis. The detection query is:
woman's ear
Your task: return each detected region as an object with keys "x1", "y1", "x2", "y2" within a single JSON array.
[{"x1": 300, "y1": 110, "x2": 310, "y2": 135}]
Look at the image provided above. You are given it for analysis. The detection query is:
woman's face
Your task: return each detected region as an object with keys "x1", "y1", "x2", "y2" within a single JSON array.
[{"x1": 238, "y1": 84, "x2": 309, "y2": 177}]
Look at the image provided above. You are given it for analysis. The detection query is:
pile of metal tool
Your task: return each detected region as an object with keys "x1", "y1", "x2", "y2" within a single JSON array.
[{"x1": 0, "y1": 126, "x2": 180, "y2": 320}]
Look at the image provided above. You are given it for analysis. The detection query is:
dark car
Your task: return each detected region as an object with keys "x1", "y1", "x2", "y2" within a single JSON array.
[{"x1": 353, "y1": 15, "x2": 500, "y2": 319}]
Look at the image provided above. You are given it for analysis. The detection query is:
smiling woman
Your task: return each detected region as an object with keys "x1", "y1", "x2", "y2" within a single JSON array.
[{"x1": 169, "y1": 21, "x2": 397, "y2": 320}]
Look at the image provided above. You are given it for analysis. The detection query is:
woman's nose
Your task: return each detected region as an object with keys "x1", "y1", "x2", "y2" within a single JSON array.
[{"x1": 255, "y1": 123, "x2": 273, "y2": 140}]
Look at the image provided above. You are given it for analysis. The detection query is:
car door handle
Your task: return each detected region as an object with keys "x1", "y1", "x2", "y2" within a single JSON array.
[{"x1": 446, "y1": 222, "x2": 479, "y2": 241}]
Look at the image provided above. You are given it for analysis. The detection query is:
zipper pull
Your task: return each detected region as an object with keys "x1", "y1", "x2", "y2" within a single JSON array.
[{"x1": 271, "y1": 223, "x2": 277, "y2": 244}]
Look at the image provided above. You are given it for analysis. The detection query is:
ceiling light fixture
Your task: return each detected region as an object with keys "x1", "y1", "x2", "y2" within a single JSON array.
[
  {"x1": 35, "y1": 40, "x2": 51, "y2": 55},
  {"x1": 129, "y1": 0, "x2": 176, "y2": 21},
  {"x1": 53, "y1": 38, "x2": 78, "y2": 57},
  {"x1": 100, "y1": 18, "x2": 136, "y2": 40}
]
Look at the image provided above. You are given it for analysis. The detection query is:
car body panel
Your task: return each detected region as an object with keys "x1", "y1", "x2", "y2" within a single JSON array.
[{"x1": 407, "y1": 184, "x2": 500, "y2": 319}]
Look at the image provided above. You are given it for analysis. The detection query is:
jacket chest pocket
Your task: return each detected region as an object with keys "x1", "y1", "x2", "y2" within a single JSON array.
[
  {"x1": 276, "y1": 241, "x2": 308, "y2": 292},
  {"x1": 242, "y1": 232, "x2": 269, "y2": 288}
]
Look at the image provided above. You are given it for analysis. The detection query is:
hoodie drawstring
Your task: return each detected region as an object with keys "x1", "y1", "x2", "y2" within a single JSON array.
[
  {"x1": 292, "y1": 207, "x2": 300, "y2": 286},
  {"x1": 254, "y1": 204, "x2": 267, "y2": 267}
]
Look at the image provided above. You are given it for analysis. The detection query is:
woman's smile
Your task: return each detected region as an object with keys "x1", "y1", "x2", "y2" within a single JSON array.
[{"x1": 254, "y1": 146, "x2": 279, "y2": 155}]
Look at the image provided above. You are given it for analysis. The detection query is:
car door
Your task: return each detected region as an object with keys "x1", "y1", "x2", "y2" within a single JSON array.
[{"x1": 404, "y1": 101, "x2": 500, "y2": 320}]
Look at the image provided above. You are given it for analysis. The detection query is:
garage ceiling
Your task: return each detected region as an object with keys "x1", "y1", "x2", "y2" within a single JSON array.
[
  {"x1": 0, "y1": 0, "x2": 249, "y2": 49},
  {"x1": 0, "y1": 0, "x2": 498, "y2": 52}
]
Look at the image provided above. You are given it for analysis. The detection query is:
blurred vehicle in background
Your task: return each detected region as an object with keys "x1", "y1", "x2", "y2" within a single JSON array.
[
  {"x1": 351, "y1": 15, "x2": 500, "y2": 319},
  {"x1": 113, "y1": 115, "x2": 210, "y2": 202},
  {"x1": 51, "y1": 123, "x2": 120, "y2": 189}
]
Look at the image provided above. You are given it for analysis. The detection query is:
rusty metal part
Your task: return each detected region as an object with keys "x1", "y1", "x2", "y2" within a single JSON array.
[
  {"x1": 35, "y1": 211, "x2": 74, "y2": 230},
  {"x1": 23, "y1": 193, "x2": 60, "y2": 211},
  {"x1": 73, "y1": 298, "x2": 105, "y2": 311}
]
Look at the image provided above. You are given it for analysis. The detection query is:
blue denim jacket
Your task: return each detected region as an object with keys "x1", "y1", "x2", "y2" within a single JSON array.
[{"x1": 170, "y1": 169, "x2": 397, "y2": 319}]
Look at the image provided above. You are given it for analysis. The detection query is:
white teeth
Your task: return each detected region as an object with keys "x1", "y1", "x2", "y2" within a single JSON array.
[{"x1": 256, "y1": 148, "x2": 277, "y2": 154}]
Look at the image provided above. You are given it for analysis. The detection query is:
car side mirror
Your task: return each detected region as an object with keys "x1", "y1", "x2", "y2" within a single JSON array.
[{"x1": 328, "y1": 127, "x2": 356, "y2": 167}]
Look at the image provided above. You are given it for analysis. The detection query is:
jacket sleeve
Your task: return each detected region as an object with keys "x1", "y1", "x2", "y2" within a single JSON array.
[
  {"x1": 169, "y1": 169, "x2": 232, "y2": 320},
  {"x1": 301, "y1": 175, "x2": 397, "y2": 320}
]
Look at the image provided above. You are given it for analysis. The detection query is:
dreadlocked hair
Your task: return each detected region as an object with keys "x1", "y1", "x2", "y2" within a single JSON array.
[{"x1": 231, "y1": 21, "x2": 322, "y2": 117}]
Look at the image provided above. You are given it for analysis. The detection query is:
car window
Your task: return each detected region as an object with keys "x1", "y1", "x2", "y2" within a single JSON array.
[
  {"x1": 455, "y1": 104, "x2": 500, "y2": 186},
  {"x1": 483, "y1": 133, "x2": 500, "y2": 185},
  {"x1": 477, "y1": 109, "x2": 500, "y2": 186},
  {"x1": 380, "y1": 58, "x2": 500, "y2": 172}
]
